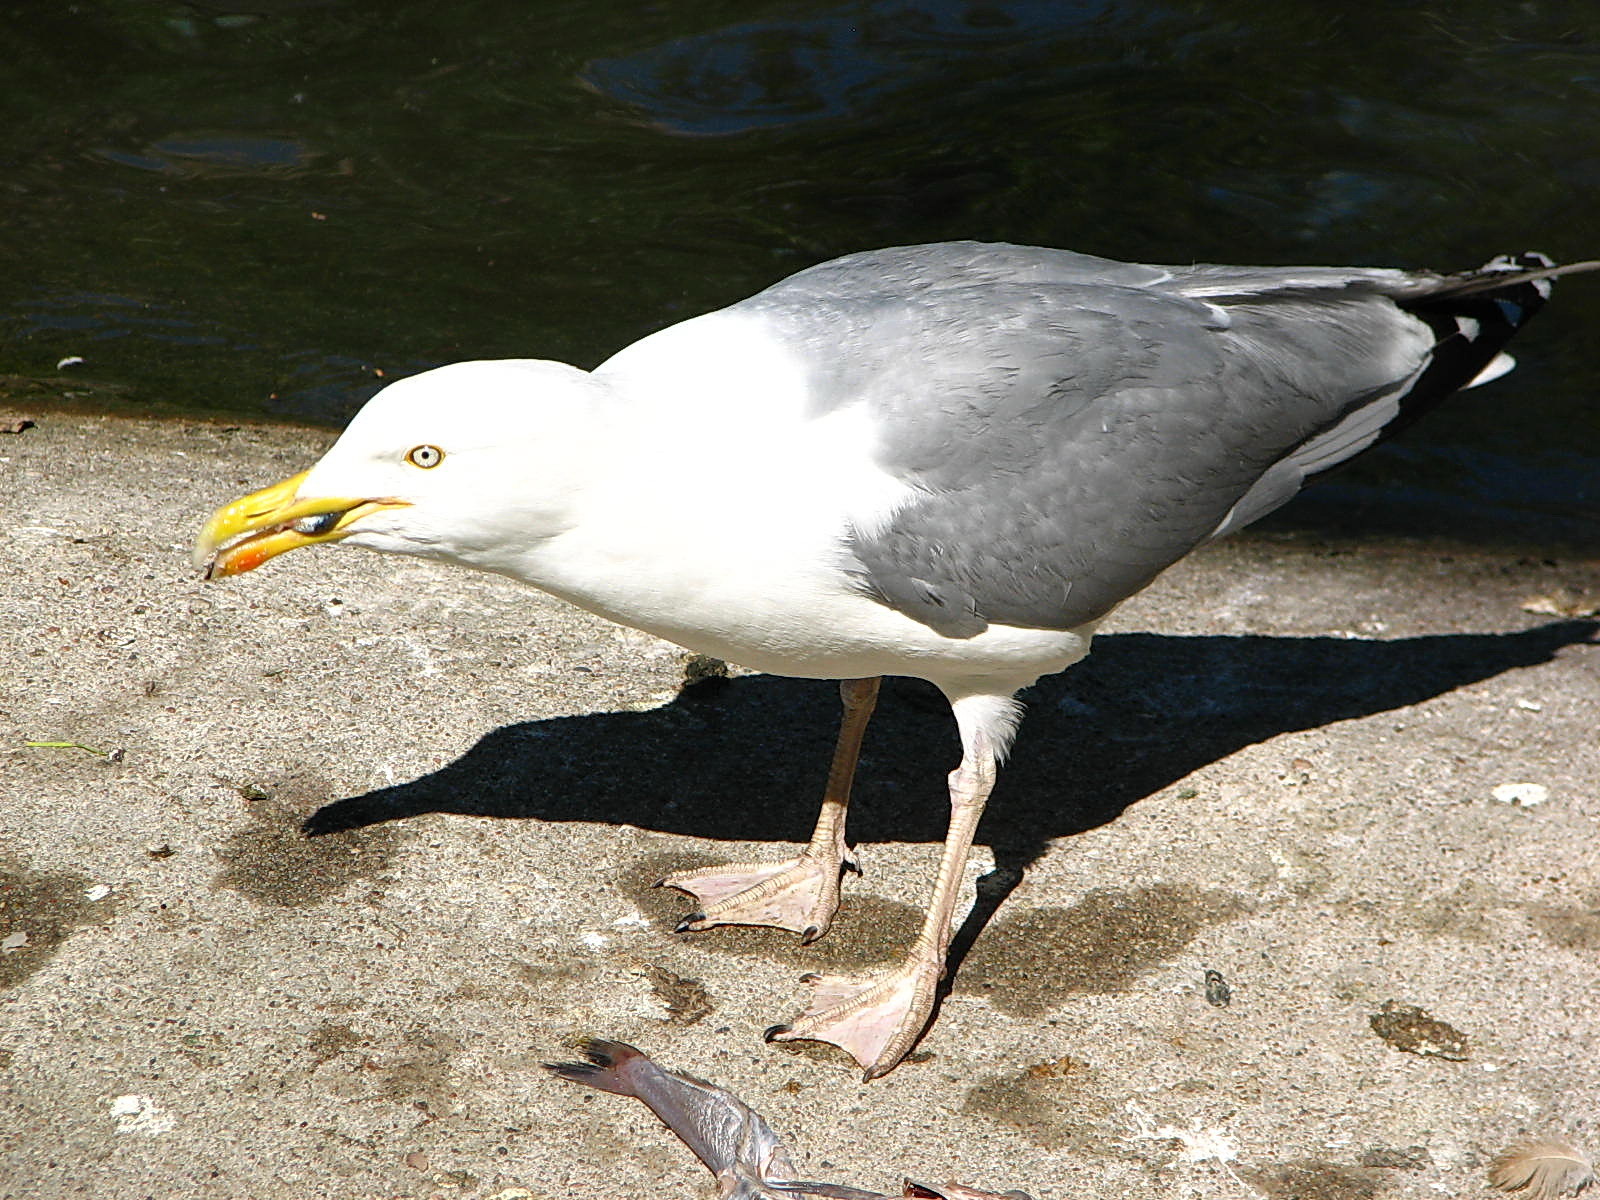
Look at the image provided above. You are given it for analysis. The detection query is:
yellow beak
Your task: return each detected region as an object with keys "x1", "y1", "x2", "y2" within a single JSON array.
[{"x1": 193, "y1": 470, "x2": 409, "y2": 580}]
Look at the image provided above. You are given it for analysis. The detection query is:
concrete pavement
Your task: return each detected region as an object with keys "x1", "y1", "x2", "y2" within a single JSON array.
[{"x1": 2, "y1": 405, "x2": 1597, "y2": 1199}]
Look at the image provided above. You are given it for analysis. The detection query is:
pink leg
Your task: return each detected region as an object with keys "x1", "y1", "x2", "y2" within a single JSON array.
[
  {"x1": 766, "y1": 712, "x2": 1001, "y2": 1081},
  {"x1": 659, "y1": 678, "x2": 881, "y2": 943}
]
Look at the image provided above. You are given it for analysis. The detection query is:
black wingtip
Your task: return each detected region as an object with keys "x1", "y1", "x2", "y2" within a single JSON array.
[
  {"x1": 1361, "y1": 251, "x2": 1583, "y2": 454},
  {"x1": 1405, "y1": 251, "x2": 1563, "y2": 333},
  {"x1": 1416, "y1": 252, "x2": 1600, "y2": 304}
]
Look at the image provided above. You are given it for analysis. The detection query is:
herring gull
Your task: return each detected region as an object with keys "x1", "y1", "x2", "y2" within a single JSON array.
[{"x1": 193, "y1": 240, "x2": 1595, "y2": 1079}]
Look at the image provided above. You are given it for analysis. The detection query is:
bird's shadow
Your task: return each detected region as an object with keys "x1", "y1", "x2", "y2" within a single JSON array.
[
  {"x1": 308, "y1": 622, "x2": 1593, "y2": 882},
  {"x1": 298, "y1": 620, "x2": 1592, "y2": 1061}
]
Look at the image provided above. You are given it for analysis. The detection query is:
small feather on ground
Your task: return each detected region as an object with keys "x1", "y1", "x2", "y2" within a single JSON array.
[{"x1": 1489, "y1": 1140, "x2": 1597, "y2": 1200}]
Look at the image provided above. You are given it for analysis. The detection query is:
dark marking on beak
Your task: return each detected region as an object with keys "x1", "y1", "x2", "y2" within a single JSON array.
[{"x1": 292, "y1": 512, "x2": 345, "y2": 536}]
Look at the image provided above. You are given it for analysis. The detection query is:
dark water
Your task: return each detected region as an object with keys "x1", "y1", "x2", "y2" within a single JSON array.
[{"x1": 3, "y1": 1, "x2": 1598, "y2": 545}]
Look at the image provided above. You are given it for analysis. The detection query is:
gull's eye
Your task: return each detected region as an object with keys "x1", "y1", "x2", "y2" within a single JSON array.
[{"x1": 405, "y1": 445, "x2": 444, "y2": 469}]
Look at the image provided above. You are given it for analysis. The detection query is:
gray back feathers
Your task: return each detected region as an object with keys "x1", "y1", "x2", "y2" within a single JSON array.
[{"x1": 731, "y1": 241, "x2": 1538, "y2": 637}]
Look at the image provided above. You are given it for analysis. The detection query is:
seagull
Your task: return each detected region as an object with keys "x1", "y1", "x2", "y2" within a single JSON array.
[
  {"x1": 194, "y1": 241, "x2": 1596, "y2": 1080},
  {"x1": 545, "y1": 1037, "x2": 1032, "y2": 1199}
]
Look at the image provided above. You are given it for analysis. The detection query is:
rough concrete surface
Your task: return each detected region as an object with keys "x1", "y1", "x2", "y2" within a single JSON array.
[{"x1": 1, "y1": 410, "x2": 1597, "y2": 1200}]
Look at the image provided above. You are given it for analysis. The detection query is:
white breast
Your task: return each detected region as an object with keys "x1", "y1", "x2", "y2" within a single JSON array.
[{"x1": 504, "y1": 311, "x2": 1097, "y2": 694}]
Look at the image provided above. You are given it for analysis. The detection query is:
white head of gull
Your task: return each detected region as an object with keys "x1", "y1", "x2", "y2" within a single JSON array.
[{"x1": 195, "y1": 241, "x2": 1596, "y2": 1079}]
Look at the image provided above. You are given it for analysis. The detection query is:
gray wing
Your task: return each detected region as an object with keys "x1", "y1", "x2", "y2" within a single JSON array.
[
  {"x1": 732, "y1": 241, "x2": 1526, "y2": 637},
  {"x1": 748, "y1": 239, "x2": 1420, "y2": 306},
  {"x1": 757, "y1": 241, "x2": 1178, "y2": 299}
]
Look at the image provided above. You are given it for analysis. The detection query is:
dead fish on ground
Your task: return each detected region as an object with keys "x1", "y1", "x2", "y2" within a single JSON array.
[{"x1": 545, "y1": 1038, "x2": 1032, "y2": 1199}]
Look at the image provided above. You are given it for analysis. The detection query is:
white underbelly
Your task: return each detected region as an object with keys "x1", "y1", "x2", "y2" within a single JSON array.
[{"x1": 520, "y1": 540, "x2": 1096, "y2": 695}]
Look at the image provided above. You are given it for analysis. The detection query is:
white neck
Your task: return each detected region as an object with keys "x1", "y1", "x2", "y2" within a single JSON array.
[{"x1": 465, "y1": 312, "x2": 906, "y2": 671}]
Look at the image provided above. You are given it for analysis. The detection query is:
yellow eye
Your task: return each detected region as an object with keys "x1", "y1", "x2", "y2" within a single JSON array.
[{"x1": 406, "y1": 445, "x2": 444, "y2": 469}]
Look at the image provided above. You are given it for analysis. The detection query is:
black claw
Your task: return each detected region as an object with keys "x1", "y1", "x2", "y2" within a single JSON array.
[
  {"x1": 762, "y1": 1024, "x2": 792, "y2": 1042},
  {"x1": 798, "y1": 972, "x2": 820, "y2": 983},
  {"x1": 651, "y1": 877, "x2": 668, "y2": 889},
  {"x1": 673, "y1": 913, "x2": 707, "y2": 933},
  {"x1": 800, "y1": 925, "x2": 821, "y2": 944}
]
